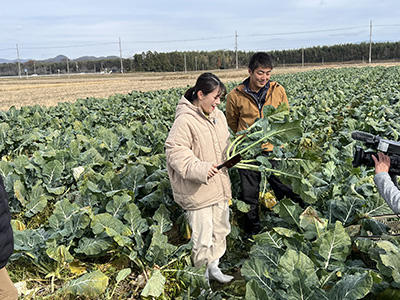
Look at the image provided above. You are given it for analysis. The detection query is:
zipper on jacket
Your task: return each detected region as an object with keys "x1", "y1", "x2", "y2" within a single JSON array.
[
  {"x1": 242, "y1": 79, "x2": 271, "y2": 118},
  {"x1": 244, "y1": 90, "x2": 269, "y2": 118}
]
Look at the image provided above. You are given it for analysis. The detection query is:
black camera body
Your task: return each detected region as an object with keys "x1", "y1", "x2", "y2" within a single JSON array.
[{"x1": 352, "y1": 131, "x2": 400, "y2": 175}]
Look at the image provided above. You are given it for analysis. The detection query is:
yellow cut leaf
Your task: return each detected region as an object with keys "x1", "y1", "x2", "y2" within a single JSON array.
[
  {"x1": 69, "y1": 261, "x2": 87, "y2": 275},
  {"x1": 12, "y1": 220, "x2": 26, "y2": 231}
]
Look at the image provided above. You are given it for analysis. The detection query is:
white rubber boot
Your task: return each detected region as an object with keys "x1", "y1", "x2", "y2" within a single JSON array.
[
  {"x1": 207, "y1": 259, "x2": 234, "y2": 283},
  {"x1": 204, "y1": 267, "x2": 210, "y2": 281}
]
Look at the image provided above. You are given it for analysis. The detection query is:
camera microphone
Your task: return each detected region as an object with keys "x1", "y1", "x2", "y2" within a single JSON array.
[{"x1": 351, "y1": 131, "x2": 377, "y2": 144}]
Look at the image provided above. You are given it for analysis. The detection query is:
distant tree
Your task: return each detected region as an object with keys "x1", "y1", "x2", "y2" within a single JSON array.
[{"x1": 1, "y1": 42, "x2": 400, "y2": 76}]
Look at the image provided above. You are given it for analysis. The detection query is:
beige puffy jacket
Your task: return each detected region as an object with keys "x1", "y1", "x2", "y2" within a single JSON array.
[{"x1": 165, "y1": 96, "x2": 232, "y2": 210}]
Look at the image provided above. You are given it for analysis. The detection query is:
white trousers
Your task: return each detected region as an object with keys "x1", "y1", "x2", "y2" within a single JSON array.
[{"x1": 187, "y1": 200, "x2": 231, "y2": 268}]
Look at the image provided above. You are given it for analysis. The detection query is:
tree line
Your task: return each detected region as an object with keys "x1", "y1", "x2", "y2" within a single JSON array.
[{"x1": 1, "y1": 41, "x2": 399, "y2": 76}]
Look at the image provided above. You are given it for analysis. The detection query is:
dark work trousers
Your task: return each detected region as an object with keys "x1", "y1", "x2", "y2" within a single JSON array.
[{"x1": 238, "y1": 164, "x2": 304, "y2": 234}]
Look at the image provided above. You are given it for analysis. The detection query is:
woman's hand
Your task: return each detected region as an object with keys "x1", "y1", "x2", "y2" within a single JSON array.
[
  {"x1": 372, "y1": 152, "x2": 390, "y2": 174},
  {"x1": 207, "y1": 165, "x2": 219, "y2": 179}
]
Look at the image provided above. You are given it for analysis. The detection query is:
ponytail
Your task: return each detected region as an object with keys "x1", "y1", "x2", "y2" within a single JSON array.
[{"x1": 184, "y1": 87, "x2": 197, "y2": 102}]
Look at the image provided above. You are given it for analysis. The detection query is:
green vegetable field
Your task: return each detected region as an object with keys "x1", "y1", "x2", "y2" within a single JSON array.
[{"x1": 4, "y1": 65, "x2": 400, "y2": 299}]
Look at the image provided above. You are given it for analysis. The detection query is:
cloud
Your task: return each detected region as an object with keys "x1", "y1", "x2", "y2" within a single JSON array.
[{"x1": 1, "y1": 0, "x2": 399, "y2": 60}]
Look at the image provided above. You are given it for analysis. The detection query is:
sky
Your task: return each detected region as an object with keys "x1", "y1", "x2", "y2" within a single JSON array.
[{"x1": 1, "y1": 0, "x2": 399, "y2": 61}]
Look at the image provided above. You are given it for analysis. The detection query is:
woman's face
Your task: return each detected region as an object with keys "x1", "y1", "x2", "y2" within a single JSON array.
[{"x1": 197, "y1": 88, "x2": 221, "y2": 114}]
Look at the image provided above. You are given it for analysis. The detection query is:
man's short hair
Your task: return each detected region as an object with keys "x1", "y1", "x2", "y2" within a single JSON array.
[{"x1": 248, "y1": 52, "x2": 274, "y2": 72}]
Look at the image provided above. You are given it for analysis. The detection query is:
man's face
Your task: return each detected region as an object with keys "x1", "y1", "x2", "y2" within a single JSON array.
[{"x1": 248, "y1": 66, "x2": 272, "y2": 92}]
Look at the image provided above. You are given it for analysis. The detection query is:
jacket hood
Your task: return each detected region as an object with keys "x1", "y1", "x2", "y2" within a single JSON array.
[{"x1": 175, "y1": 96, "x2": 221, "y2": 121}]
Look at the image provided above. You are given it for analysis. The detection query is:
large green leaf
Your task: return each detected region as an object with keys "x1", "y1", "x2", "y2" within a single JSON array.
[
  {"x1": 284, "y1": 270, "x2": 323, "y2": 300},
  {"x1": 119, "y1": 163, "x2": 146, "y2": 196},
  {"x1": 141, "y1": 269, "x2": 166, "y2": 298},
  {"x1": 48, "y1": 199, "x2": 90, "y2": 239},
  {"x1": 299, "y1": 206, "x2": 328, "y2": 240},
  {"x1": 13, "y1": 155, "x2": 32, "y2": 176},
  {"x1": 313, "y1": 221, "x2": 351, "y2": 270},
  {"x1": 146, "y1": 225, "x2": 177, "y2": 266},
  {"x1": 13, "y1": 179, "x2": 27, "y2": 206},
  {"x1": 25, "y1": 182, "x2": 48, "y2": 217},
  {"x1": 375, "y1": 240, "x2": 400, "y2": 283},
  {"x1": 175, "y1": 265, "x2": 209, "y2": 290},
  {"x1": 0, "y1": 160, "x2": 14, "y2": 180},
  {"x1": 153, "y1": 204, "x2": 172, "y2": 233},
  {"x1": 48, "y1": 199, "x2": 80, "y2": 227},
  {"x1": 245, "y1": 279, "x2": 271, "y2": 300},
  {"x1": 248, "y1": 244, "x2": 281, "y2": 269},
  {"x1": 269, "y1": 118, "x2": 303, "y2": 145},
  {"x1": 106, "y1": 192, "x2": 131, "y2": 218},
  {"x1": 42, "y1": 160, "x2": 63, "y2": 185},
  {"x1": 327, "y1": 271, "x2": 374, "y2": 300},
  {"x1": 64, "y1": 270, "x2": 109, "y2": 297},
  {"x1": 75, "y1": 237, "x2": 112, "y2": 256},
  {"x1": 13, "y1": 228, "x2": 48, "y2": 253},
  {"x1": 116, "y1": 268, "x2": 131, "y2": 284},
  {"x1": 278, "y1": 248, "x2": 318, "y2": 286},
  {"x1": 91, "y1": 213, "x2": 132, "y2": 246},
  {"x1": 97, "y1": 126, "x2": 119, "y2": 152},
  {"x1": 46, "y1": 244, "x2": 74, "y2": 264},
  {"x1": 123, "y1": 203, "x2": 149, "y2": 235},
  {"x1": 80, "y1": 147, "x2": 105, "y2": 166},
  {"x1": 241, "y1": 256, "x2": 275, "y2": 292},
  {"x1": 273, "y1": 198, "x2": 304, "y2": 232},
  {"x1": 253, "y1": 231, "x2": 285, "y2": 249}
]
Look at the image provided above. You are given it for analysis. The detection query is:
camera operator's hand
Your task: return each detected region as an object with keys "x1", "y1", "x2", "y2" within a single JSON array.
[{"x1": 372, "y1": 152, "x2": 391, "y2": 174}]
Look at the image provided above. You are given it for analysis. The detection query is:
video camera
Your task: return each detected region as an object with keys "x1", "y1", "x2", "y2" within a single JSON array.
[{"x1": 352, "y1": 131, "x2": 400, "y2": 175}]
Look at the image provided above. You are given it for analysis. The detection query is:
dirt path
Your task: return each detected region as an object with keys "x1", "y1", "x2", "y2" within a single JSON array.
[{"x1": 1, "y1": 62, "x2": 399, "y2": 111}]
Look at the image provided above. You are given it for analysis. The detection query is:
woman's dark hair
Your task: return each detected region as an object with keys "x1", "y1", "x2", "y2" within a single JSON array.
[
  {"x1": 184, "y1": 72, "x2": 226, "y2": 102},
  {"x1": 248, "y1": 52, "x2": 274, "y2": 72}
]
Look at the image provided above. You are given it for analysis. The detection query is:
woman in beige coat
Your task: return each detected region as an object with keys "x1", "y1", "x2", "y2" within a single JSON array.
[{"x1": 165, "y1": 73, "x2": 233, "y2": 283}]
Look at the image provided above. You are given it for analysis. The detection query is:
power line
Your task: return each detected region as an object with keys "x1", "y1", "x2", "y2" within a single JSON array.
[
  {"x1": 17, "y1": 42, "x2": 119, "y2": 50},
  {"x1": 374, "y1": 24, "x2": 400, "y2": 27},
  {"x1": 239, "y1": 26, "x2": 369, "y2": 38},
  {"x1": 0, "y1": 47, "x2": 17, "y2": 52},
  {"x1": 125, "y1": 35, "x2": 233, "y2": 44}
]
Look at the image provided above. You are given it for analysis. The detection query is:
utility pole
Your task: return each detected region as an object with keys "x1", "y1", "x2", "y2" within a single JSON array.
[
  {"x1": 369, "y1": 20, "x2": 373, "y2": 64},
  {"x1": 119, "y1": 37, "x2": 124, "y2": 73},
  {"x1": 184, "y1": 52, "x2": 187, "y2": 73},
  {"x1": 302, "y1": 48, "x2": 304, "y2": 68},
  {"x1": 66, "y1": 57, "x2": 70, "y2": 78},
  {"x1": 235, "y1": 31, "x2": 238, "y2": 69},
  {"x1": 195, "y1": 56, "x2": 197, "y2": 71},
  {"x1": 16, "y1": 44, "x2": 22, "y2": 78}
]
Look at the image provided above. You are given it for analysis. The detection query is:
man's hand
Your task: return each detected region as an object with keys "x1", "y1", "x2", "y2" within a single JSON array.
[{"x1": 372, "y1": 152, "x2": 391, "y2": 174}]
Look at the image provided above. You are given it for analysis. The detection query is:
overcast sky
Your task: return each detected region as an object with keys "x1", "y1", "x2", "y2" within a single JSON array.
[{"x1": 1, "y1": 0, "x2": 399, "y2": 61}]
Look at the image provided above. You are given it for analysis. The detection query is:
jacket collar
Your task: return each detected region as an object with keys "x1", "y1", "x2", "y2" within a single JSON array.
[
  {"x1": 175, "y1": 96, "x2": 219, "y2": 123},
  {"x1": 240, "y1": 77, "x2": 271, "y2": 110}
]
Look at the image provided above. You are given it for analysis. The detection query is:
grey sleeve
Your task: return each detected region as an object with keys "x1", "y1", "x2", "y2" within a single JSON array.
[{"x1": 373, "y1": 172, "x2": 400, "y2": 214}]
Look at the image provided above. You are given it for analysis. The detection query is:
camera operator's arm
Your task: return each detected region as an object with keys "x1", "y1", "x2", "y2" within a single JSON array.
[{"x1": 373, "y1": 152, "x2": 400, "y2": 214}]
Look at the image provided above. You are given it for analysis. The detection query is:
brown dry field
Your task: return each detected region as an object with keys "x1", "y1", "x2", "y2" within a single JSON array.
[{"x1": 1, "y1": 61, "x2": 399, "y2": 112}]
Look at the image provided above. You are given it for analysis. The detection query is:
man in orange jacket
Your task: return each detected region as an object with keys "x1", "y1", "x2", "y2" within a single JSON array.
[{"x1": 226, "y1": 52, "x2": 304, "y2": 235}]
